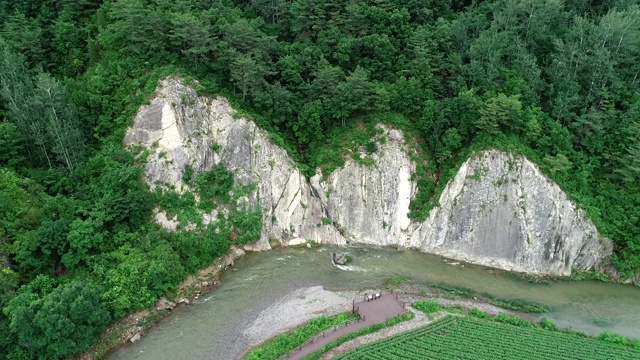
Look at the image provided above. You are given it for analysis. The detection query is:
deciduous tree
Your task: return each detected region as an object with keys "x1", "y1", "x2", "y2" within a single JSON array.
[{"x1": 4, "y1": 281, "x2": 110, "y2": 359}]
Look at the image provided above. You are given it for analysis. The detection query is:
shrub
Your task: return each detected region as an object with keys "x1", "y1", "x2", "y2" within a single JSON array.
[
  {"x1": 481, "y1": 293, "x2": 551, "y2": 313},
  {"x1": 413, "y1": 300, "x2": 440, "y2": 314},
  {"x1": 599, "y1": 331, "x2": 627, "y2": 345},
  {"x1": 539, "y1": 317, "x2": 558, "y2": 331},
  {"x1": 431, "y1": 283, "x2": 475, "y2": 297},
  {"x1": 470, "y1": 308, "x2": 488, "y2": 319},
  {"x1": 384, "y1": 276, "x2": 412, "y2": 288},
  {"x1": 494, "y1": 313, "x2": 533, "y2": 328},
  {"x1": 182, "y1": 164, "x2": 194, "y2": 183},
  {"x1": 195, "y1": 164, "x2": 233, "y2": 206},
  {"x1": 228, "y1": 206, "x2": 262, "y2": 245}
]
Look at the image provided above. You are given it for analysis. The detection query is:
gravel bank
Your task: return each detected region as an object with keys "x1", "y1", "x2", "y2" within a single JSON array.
[{"x1": 243, "y1": 286, "x2": 361, "y2": 348}]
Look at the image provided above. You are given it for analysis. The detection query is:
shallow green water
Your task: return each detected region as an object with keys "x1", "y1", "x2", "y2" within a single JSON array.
[{"x1": 110, "y1": 246, "x2": 640, "y2": 360}]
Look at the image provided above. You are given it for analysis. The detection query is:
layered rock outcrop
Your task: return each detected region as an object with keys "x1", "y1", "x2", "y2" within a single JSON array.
[{"x1": 124, "y1": 78, "x2": 610, "y2": 275}]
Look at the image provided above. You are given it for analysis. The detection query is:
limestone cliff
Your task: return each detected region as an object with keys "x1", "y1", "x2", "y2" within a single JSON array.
[
  {"x1": 125, "y1": 78, "x2": 609, "y2": 275},
  {"x1": 308, "y1": 127, "x2": 415, "y2": 247},
  {"x1": 408, "y1": 150, "x2": 607, "y2": 275},
  {"x1": 124, "y1": 78, "x2": 345, "y2": 250}
]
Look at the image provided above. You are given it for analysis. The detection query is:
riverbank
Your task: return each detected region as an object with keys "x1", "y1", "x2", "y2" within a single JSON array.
[
  {"x1": 248, "y1": 286, "x2": 640, "y2": 360},
  {"x1": 79, "y1": 246, "x2": 246, "y2": 359},
  {"x1": 243, "y1": 286, "x2": 360, "y2": 348},
  {"x1": 317, "y1": 292, "x2": 524, "y2": 359},
  {"x1": 240, "y1": 284, "x2": 524, "y2": 360},
  {"x1": 107, "y1": 246, "x2": 640, "y2": 360},
  {"x1": 87, "y1": 244, "x2": 629, "y2": 359}
]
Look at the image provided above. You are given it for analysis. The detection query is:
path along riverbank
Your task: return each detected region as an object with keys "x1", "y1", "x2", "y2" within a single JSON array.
[
  {"x1": 285, "y1": 292, "x2": 406, "y2": 360},
  {"x1": 242, "y1": 286, "x2": 520, "y2": 360}
]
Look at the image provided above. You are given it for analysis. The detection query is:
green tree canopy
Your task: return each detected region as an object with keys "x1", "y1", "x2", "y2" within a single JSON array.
[{"x1": 4, "y1": 281, "x2": 110, "y2": 359}]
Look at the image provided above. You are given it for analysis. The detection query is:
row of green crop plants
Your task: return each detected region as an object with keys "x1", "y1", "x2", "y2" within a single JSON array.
[{"x1": 337, "y1": 316, "x2": 640, "y2": 360}]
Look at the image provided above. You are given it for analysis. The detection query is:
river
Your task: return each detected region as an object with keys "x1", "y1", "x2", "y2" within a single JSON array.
[{"x1": 109, "y1": 246, "x2": 640, "y2": 360}]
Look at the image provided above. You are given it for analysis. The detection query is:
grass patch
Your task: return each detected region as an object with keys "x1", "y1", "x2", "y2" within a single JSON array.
[
  {"x1": 305, "y1": 117, "x2": 386, "y2": 177},
  {"x1": 244, "y1": 312, "x2": 358, "y2": 360},
  {"x1": 412, "y1": 300, "x2": 439, "y2": 314},
  {"x1": 384, "y1": 276, "x2": 552, "y2": 314},
  {"x1": 383, "y1": 276, "x2": 412, "y2": 288},
  {"x1": 423, "y1": 282, "x2": 550, "y2": 314},
  {"x1": 429, "y1": 283, "x2": 476, "y2": 297},
  {"x1": 480, "y1": 292, "x2": 551, "y2": 313},
  {"x1": 564, "y1": 269, "x2": 610, "y2": 282},
  {"x1": 302, "y1": 312, "x2": 415, "y2": 360}
]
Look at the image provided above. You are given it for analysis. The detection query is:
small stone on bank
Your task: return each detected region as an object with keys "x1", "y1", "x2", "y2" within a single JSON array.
[
  {"x1": 156, "y1": 297, "x2": 176, "y2": 311},
  {"x1": 130, "y1": 333, "x2": 141, "y2": 344}
]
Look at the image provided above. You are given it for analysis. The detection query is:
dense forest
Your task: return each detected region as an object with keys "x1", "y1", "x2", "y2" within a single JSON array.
[{"x1": 1, "y1": 0, "x2": 639, "y2": 358}]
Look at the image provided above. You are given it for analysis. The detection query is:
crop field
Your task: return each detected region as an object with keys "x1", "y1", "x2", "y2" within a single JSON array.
[{"x1": 336, "y1": 316, "x2": 640, "y2": 360}]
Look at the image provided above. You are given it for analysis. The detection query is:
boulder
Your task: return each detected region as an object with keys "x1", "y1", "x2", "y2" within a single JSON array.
[
  {"x1": 224, "y1": 255, "x2": 235, "y2": 268},
  {"x1": 156, "y1": 297, "x2": 176, "y2": 311},
  {"x1": 287, "y1": 237, "x2": 307, "y2": 246},
  {"x1": 130, "y1": 333, "x2": 141, "y2": 344},
  {"x1": 178, "y1": 298, "x2": 190, "y2": 305},
  {"x1": 332, "y1": 251, "x2": 348, "y2": 265}
]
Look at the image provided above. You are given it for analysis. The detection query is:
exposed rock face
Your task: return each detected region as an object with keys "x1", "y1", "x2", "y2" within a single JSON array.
[
  {"x1": 224, "y1": 246, "x2": 245, "y2": 268},
  {"x1": 309, "y1": 128, "x2": 415, "y2": 247},
  {"x1": 408, "y1": 150, "x2": 607, "y2": 275},
  {"x1": 125, "y1": 78, "x2": 610, "y2": 275},
  {"x1": 124, "y1": 78, "x2": 344, "y2": 250}
]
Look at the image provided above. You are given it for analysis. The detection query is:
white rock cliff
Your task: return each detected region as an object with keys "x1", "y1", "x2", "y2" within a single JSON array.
[{"x1": 124, "y1": 78, "x2": 609, "y2": 275}]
